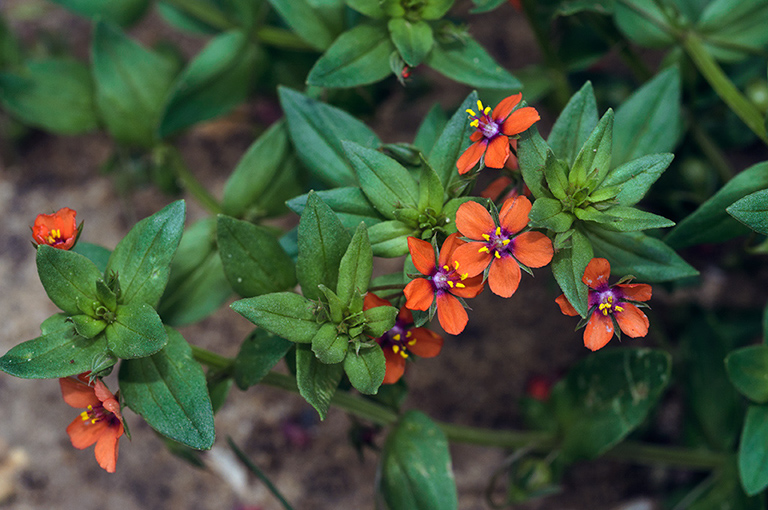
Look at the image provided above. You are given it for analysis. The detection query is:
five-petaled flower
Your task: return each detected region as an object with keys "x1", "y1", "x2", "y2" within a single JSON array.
[
  {"x1": 453, "y1": 196, "x2": 553, "y2": 298},
  {"x1": 32, "y1": 207, "x2": 79, "y2": 250},
  {"x1": 556, "y1": 258, "x2": 652, "y2": 351},
  {"x1": 404, "y1": 233, "x2": 484, "y2": 335},
  {"x1": 59, "y1": 372, "x2": 124, "y2": 473},
  {"x1": 363, "y1": 293, "x2": 444, "y2": 384},
  {"x1": 456, "y1": 94, "x2": 540, "y2": 175}
]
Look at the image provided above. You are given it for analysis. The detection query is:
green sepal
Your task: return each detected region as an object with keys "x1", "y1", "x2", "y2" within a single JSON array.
[
  {"x1": 312, "y1": 323, "x2": 348, "y2": 365},
  {"x1": 318, "y1": 284, "x2": 345, "y2": 324},
  {"x1": 388, "y1": 18, "x2": 434, "y2": 67},
  {"x1": 368, "y1": 221, "x2": 415, "y2": 257},
  {"x1": 231, "y1": 292, "x2": 321, "y2": 344},
  {"x1": 343, "y1": 141, "x2": 419, "y2": 219},
  {"x1": 377, "y1": 410, "x2": 458, "y2": 510},
  {"x1": 96, "y1": 278, "x2": 117, "y2": 312},
  {"x1": 105, "y1": 200, "x2": 186, "y2": 308},
  {"x1": 343, "y1": 342, "x2": 386, "y2": 395},
  {"x1": 296, "y1": 192, "x2": 352, "y2": 300},
  {"x1": 296, "y1": 344, "x2": 343, "y2": 419},
  {"x1": 307, "y1": 23, "x2": 394, "y2": 88},
  {"x1": 393, "y1": 208, "x2": 422, "y2": 228},
  {"x1": 337, "y1": 224, "x2": 373, "y2": 307},
  {"x1": 105, "y1": 302, "x2": 168, "y2": 359},
  {"x1": 217, "y1": 215, "x2": 297, "y2": 298},
  {"x1": 543, "y1": 151, "x2": 570, "y2": 201},
  {"x1": 233, "y1": 329, "x2": 293, "y2": 390},
  {"x1": 36, "y1": 245, "x2": 102, "y2": 315},
  {"x1": 726, "y1": 345, "x2": 768, "y2": 403},
  {"x1": 570, "y1": 109, "x2": 613, "y2": 192},
  {"x1": 427, "y1": 91, "x2": 478, "y2": 189},
  {"x1": 0, "y1": 314, "x2": 109, "y2": 379},
  {"x1": 69, "y1": 314, "x2": 107, "y2": 339},
  {"x1": 119, "y1": 327, "x2": 215, "y2": 450},
  {"x1": 551, "y1": 229, "x2": 592, "y2": 317},
  {"x1": 547, "y1": 81, "x2": 598, "y2": 165},
  {"x1": 364, "y1": 304, "x2": 398, "y2": 337}
]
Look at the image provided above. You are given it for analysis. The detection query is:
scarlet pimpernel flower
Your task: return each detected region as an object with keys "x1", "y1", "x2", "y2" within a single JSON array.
[
  {"x1": 32, "y1": 207, "x2": 79, "y2": 250},
  {"x1": 556, "y1": 258, "x2": 652, "y2": 351},
  {"x1": 59, "y1": 373, "x2": 124, "y2": 473},
  {"x1": 453, "y1": 196, "x2": 553, "y2": 298},
  {"x1": 363, "y1": 293, "x2": 444, "y2": 384},
  {"x1": 456, "y1": 94, "x2": 540, "y2": 175},
  {"x1": 404, "y1": 233, "x2": 484, "y2": 335}
]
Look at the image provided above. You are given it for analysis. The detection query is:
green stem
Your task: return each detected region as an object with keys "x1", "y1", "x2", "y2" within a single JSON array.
[
  {"x1": 228, "y1": 437, "x2": 296, "y2": 510},
  {"x1": 683, "y1": 33, "x2": 768, "y2": 145},
  {"x1": 191, "y1": 347, "x2": 725, "y2": 471},
  {"x1": 167, "y1": 148, "x2": 224, "y2": 215},
  {"x1": 519, "y1": 0, "x2": 572, "y2": 108}
]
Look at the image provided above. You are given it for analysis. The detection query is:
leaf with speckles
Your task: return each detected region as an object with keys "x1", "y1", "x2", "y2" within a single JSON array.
[{"x1": 551, "y1": 348, "x2": 672, "y2": 459}]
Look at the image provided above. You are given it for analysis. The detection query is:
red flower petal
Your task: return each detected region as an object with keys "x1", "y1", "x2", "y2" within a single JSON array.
[
  {"x1": 363, "y1": 292, "x2": 391, "y2": 311},
  {"x1": 66, "y1": 416, "x2": 108, "y2": 450},
  {"x1": 438, "y1": 233, "x2": 465, "y2": 268},
  {"x1": 484, "y1": 135, "x2": 510, "y2": 168},
  {"x1": 583, "y1": 312, "x2": 614, "y2": 351},
  {"x1": 512, "y1": 231, "x2": 553, "y2": 268},
  {"x1": 32, "y1": 207, "x2": 78, "y2": 249},
  {"x1": 499, "y1": 195, "x2": 532, "y2": 234},
  {"x1": 488, "y1": 255, "x2": 522, "y2": 298},
  {"x1": 492, "y1": 93, "x2": 522, "y2": 121},
  {"x1": 615, "y1": 303, "x2": 649, "y2": 338},
  {"x1": 397, "y1": 306, "x2": 413, "y2": 324},
  {"x1": 480, "y1": 176, "x2": 513, "y2": 200},
  {"x1": 407, "y1": 328, "x2": 443, "y2": 358},
  {"x1": 582, "y1": 258, "x2": 611, "y2": 289},
  {"x1": 456, "y1": 140, "x2": 487, "y2": 174},
  {"x1": 60, "y1": 376, "x2": 101, "y2": 409},
  {"x1": 470, "y1": 131, "x2": 483, "y2": 142},
  {"x1": 407, "y1": 236, "x2": 436, "y2": 276},
  {"x1": 616, "y1": 283, "x2": 652, "y2": 302},
  {"x1": 404, "y1": 278, "x2": 434, "y2": 311},
  {"x1": 501, "y1": 106, "x2": 540, "y2": 136},
  {"x1": 436, "y1": 293, "x2": 468, "y2": 335},
  {"x1": 455, "y1": 201, "x2": 495, "y2": 240},
  {"x1": 382, "y1": 348, "x2": 407, "y2": 384},
  {"x1": 555, "y1": 294, "x2": 579, "y2": 316},
  {"x1": 93, "y1": 422, "x2": 123, "y2": 474},
  {"x1": 450, "y1": 274, "x2": 484, "y2": 299},
  {"x1": 452, "y1": 242, "x2": 492, "y2": 277}
]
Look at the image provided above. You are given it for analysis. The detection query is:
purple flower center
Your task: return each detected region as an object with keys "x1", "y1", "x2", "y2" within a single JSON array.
[
  {"x1": 588, "y1": 288, "x2": 625, "y2": 316},
  {"x1": 379, "y1": 320, "x2": 414, "y2": 359},
  {"x1": 481, "y1": 226, "x2": 513, "y2": 259},
  {"x1": 430, "y1": 261, "x2": 469, "y2": 293}
]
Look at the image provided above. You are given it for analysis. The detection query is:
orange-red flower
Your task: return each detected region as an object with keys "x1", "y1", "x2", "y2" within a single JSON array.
[
  {"x1": 453, "y1": 196, "x2": 553, "y2": 298},
  {"x1": 556, "y1": 258, "x2": 652, "y2": 351},
  {"x1": 404, "y1": 233, "x2": 484, "y2": 335},
  {"x1": 59, "y1": 373, "x2": 124, "y2": 473},
  {"x1": 32, "y1": 207, "x2": 79, "y2": 250},
  {"x1": 363, "y1": 293, "x2": 444, "y2": 384},
  {"x1": 456, "y1": 95, "x2": 540, "y2": 175}
]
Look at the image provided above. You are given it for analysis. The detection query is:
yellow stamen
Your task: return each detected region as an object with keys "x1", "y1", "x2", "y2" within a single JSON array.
[
  {"x1": 393, "y1": 345, "x2": 400, "y2": 354},
  {"x1": 406, "y1": 331, "x2": 412, "y2": 338},
  {"x1": 482, "y1": 234, "x2": 490, "y2": 241},
  {"x1": 408, "y1": 339, "x2": 416, "y2": 346},
  {"x1": 80, "y1": 411, "x2": 89, "y2": 422},
  {"x1": 477, "y1": 100, "x2": 484, "y2": 112},
  {"x1": 456, "y1": 283, "x2": 465, "y2": 288},
  {"x1": 494, "y1": 251, "x2": 501, "y2": 259},
  {"x1": 615, "y1": 306, "x2": 624, "y2": 312},
  {"x1": 454, "y1": 260, "x2": 460, "y2": 270},
  {"x1": 466, "y1": 108, "x2": 476, "y2": 116},
  {"x1": 502, "y1": 239, "x2": 510, "y2": 245},
  {"x1": 448, "y1": 281, "x2": 454, "y2": 288},
  {"x1": 393, "y1": 334, "x2": 401, "y2": 341},
  {"x1": 602, "y1": 309, "x2": 609, "y2": 316},
  {"x1": 606, "y1": 296, "x2": 613, "y2": 304},
  {"x1": 483, "y1": 106, "x2": 491, "y2": 115},
  {"x1": 443, "y1": 265, "x2": 449, "y2": 271},
  {"x1": 479, "y1": 246, "x2": 490, "y2": 253},
  {"x1": 470, "y1": 119, "x2": 479, "y2": 128},
  {"x1": 401, "y1": 351, "x2": 409, "y2": 359},
  {"x1": 461, "y1": 273, "x2": 468, "y2": 280},
  {"x1": 495, "y1": 227, "x2": 501, "y2": 236}
]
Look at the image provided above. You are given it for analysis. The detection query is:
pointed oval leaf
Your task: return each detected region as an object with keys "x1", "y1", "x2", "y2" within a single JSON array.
[
  {"x1": 548, "y1": 81, "x2": 598, "y2": 165},
  {"x1": 727, "y1": 189, "x2": 768, "y2": 235},
  {"x1": 571, "y1": 109, "x2": 613, "y2": 191},
  {"x1": 739, "y1": 404, "x2": 768, "y2": 495},
  {"x1": 267, "y1": 0, "x2": 342, "y2": 51},
  {"x1": 312, "y1": 323, "x2": 348, "y2": 364},
  {"x1": 234, "y1": 329, "x2": 293, "y2": 390},
  {"x1": 49, "y1": 0, "x2": 150, "y2": 26},
  {"x1": 105, "y1": 302, "x2": 168, "y2": 359},
  {"x1": 36, "y1": 245, "x2": 102, "y2": 315},
  {"x1": 427, "y1": 91, "x2": 479, "y2": 189},
  {"x1": 287, "y1": 187, "x2": 384, "y2": 230},
  {"x1": 337, "y1": 224, "x2": 373, "y2": 306},
  {"x1": 343, "y1": 343, "x2": 385, "y2": 394},
  {"x1": 388, "y1": 18, "x2": 434, "y2": 67},
  {"x1": 296, "y1": 344, "x2": 344, "y2": 419},
  {"x1": 425, "y1": 36, "x2": 521, "y2": 90},
  {"x1": 551, "y1": 228, "x2": 592, "y2": 317},
  {"x1": 600, "y1": 153, "x2": 674, "y2": 207},
  {"x1": 726, "y1": 345, "x2": 768, "y2": 403},
  {"x1": 231, "y1": 293, "x2": 321, "y2": 344}
]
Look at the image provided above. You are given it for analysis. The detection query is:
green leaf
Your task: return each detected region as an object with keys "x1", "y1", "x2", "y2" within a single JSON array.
[
  {"x1": 665, "y1": 161, "x2": 768, "y2": 248},
  {"x1": 71, "y1": 242, "x2": 112, "y2": 273},
  {"x1": 425, "y1": 36, "x2": 521, "y2": 89},
  {"x1": 70, "y1": 315, "x2": 107, "y2": 339},
  {"x1": 739, "y1": 405, "x2": 768, "y2": 495},
  {"x1": 364, "y1": 304, "x2": 398, "y2": 337},
  {"x1": 551, "y1": 229, "x2": 592, "y2": 317},
  {"x1": 543, "y1": 151, "x2": 569, "y2": 201},
  {"x1": 547, "y1": 81, "x2": 598, "y2": 165},
  {"x1": 119, "y1": 328, "x2": 215, "y2": 449},
  {"x1": 552, "y1": 348, "x2": 672, "y2": 459},
  {"x1": 378, "y1": 410, "x2": 458, "y2": 510},
  {"x1": 279, "y1": 87, "x2": 380, "y2": 187},
  {"x1": 307, "y1": 23, "x2": 395, "y2": 88},
  {"x1": 267, "y1": 0, "x2": 342, "y2": 51},
  {"x1": 584, "y1": 227, "x2": 699, "y2": 282},
  {"x1": 92, "y1": 21, "x2": 177, "y2": 148},
  {"x1": 343, "y1": 141, "x2": 419, "y2": 219},
  {"x1": 0, "y1": 59, "x2": 98, "y2": 134},
  {"x1": 296, "y1": 344, "x2": 343, "y2": 419},
  {"x1": 368, "y1": 220, "x2": 416, "y2": 257},
  {"x1": 697, "y1": 0, "x2": 768, "y2": 62},
  {"x1": 726, "y1": 345, "x2": 768, "y2": 403},
  {"x1": 590, "y1": 206, "x2": 675, "y2": 232},
  {"x1": 422, "y1": 0, "x2": 455, "y2": 18},
  {"x1": 337, "y1": 224, "x2": 373, "y2": 306},
  {"x1": 418, "y1": 161, "x2": 446, "y2": 214},
  {"x1": 157, "y1": 217, "x2": 232, "y2": 327},
  {"x1": 413, "y1": 104, "x2": 448, "y2": 154},
  {"x1": 570, "y1": 109, "x2": 614, "y2": 191},
  {"x1": 727, "y1": 189, "x2": 768, "y2": 234},
  {"x1": 612, "y1": 66, "x2": 682, "y2": 167},
  {"x1": 388, "y1": 18, "x2": 434, "y2": 67},
  {"x1": 312, "y1": 323, "x2": 348, "y2": 364},
  {"x1": 217, "y1": 215, "x2": 297, "y2": 298},
  {"x1": 343, "y1": 343, "x2": 386, "y2": 394},
  {"x1": 105, "y1": 302, "x2": 168, "y2": 358},
  {"x1": 346, "y1": 0, "x2": 387, "y2": 18},
  {"x1": 287, "y1": 187, "x2": 384, "y2": 230},
  {"x1": 528, "y1": 197, "x2": 573, "y2": 233},
  {"x1": 106, "y1": 200, "x2": 186, "y2": 307},
  {"x1": 234, "y1": 329, "x2": 293, "y2": 390},
  {"x1": 0, "y1": 314, "x2": 109, "y2": 379},
  {"x1": 231, "y1": 292, "x2": 321, "y2": 344},
  {"x1": 49, "y1": 0, "x2": 150, "y2": 26},
  {"x1": 613, "y1": 0, "x2": 675, "y2": 48},
  {"x1": 159, "y1": 30, "x2": 259, "y2": 137},
  {"x1": 296, "y1": 192, "x2": 352, "y2": 300},
  {"x1": 36, "y1": 245, "x2": 102, "y2": 315},
  {"x1": 599, "y1": 153, "x2": 674, "y2": 207},
  {"x1": 427, "y1": 91, "x2": 478, "y2": 188},
  {"x1": 517, "y1": 126, "x2": 552, "y2": 199}
]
